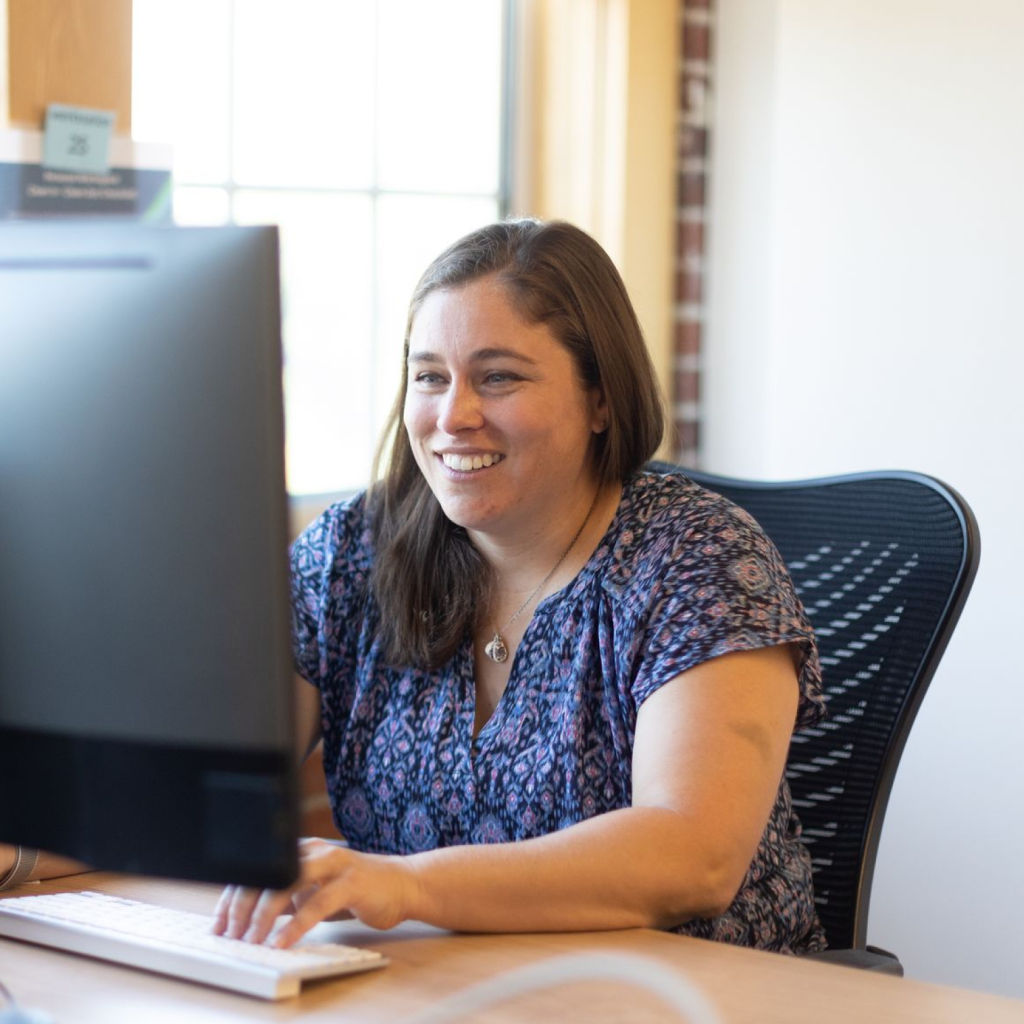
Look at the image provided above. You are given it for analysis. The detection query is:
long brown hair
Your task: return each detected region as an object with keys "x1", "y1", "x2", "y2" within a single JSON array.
[{"x1": 368, "y1": 219, "x2": 665, "y2": 668}]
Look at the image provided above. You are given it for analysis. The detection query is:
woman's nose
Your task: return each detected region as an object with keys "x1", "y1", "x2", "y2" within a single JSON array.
[{"x1": 436, "y1": 381, "x2": 484, "y2": 433}]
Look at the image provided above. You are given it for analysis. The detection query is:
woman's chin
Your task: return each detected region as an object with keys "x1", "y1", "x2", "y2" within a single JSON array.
[{"x1": 435, "y1": 497, "x2": 505, "y2": 535}]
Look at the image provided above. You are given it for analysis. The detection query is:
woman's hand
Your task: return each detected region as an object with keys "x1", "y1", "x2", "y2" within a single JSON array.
[{"x1": 212, "y1": 838, "x2": 421, "y2": 948}]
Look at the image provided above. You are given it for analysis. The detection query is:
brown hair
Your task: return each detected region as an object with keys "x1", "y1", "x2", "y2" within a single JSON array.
[{"x1": 368, "y1": 218, "x2": 665, "y2": 667}]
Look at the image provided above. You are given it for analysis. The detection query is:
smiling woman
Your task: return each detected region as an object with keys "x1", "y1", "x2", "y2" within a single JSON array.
[{"x1": 215, "y1": 219, "x2": 830, "y2": 957}]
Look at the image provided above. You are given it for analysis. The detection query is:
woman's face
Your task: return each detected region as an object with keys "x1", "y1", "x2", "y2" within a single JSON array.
[{"x1": 403, "y1": 276, "x2": 606, "y2": 544}]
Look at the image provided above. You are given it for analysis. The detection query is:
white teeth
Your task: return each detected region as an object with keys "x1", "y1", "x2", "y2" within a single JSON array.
[{"x1": 442, "y1": 453, "x2": 502, "y2": 472}]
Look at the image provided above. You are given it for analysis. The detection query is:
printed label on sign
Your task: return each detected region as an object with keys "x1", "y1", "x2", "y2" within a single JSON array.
[{"x1": 43, "y1": 104, "x2": 116, "y2": 175}]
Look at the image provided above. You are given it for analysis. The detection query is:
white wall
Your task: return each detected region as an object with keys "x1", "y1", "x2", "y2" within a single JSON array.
[{"x1": 705, "y1": 0, "x2": 1024, "y2": 1000}]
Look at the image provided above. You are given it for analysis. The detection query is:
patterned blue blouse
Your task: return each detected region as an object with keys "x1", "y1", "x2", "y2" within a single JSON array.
[{"x1": 291, "y1": 468, "x2": 827, "y2": 953}]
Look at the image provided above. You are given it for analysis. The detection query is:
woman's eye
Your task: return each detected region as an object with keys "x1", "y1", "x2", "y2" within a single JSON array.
[
  {"x1": 484, "y1": 371, "x2": 518, "y2": 385},
  {"x1": 413, "y1": 371, "x2": 445, "y2": 385}
]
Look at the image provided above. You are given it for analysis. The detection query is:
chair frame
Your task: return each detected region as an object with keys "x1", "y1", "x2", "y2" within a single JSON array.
[{"x1": 653, "y1": 464, "x2": 980, "y2": 963}]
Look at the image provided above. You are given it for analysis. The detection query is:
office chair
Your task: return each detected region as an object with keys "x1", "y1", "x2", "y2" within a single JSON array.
[{"x1": 651, "y1": 464, "x2": 980, "y2": 974}]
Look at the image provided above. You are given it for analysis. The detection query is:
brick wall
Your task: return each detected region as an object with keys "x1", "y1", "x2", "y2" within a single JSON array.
[{"x1": 674, "y1": 0, "x2": 714, "y2": 466}]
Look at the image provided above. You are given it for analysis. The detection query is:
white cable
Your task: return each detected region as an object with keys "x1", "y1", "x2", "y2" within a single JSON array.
[{"x1": 400, "y1": 950, "x2": 724, "y2": 1024}]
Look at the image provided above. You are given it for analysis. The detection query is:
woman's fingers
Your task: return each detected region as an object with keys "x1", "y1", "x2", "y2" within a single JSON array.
[
  {"x1": 211, "y1": 883, "x2": 295, "y2": 941},
  {"x1": 269, "y1": 876, "x2": 356, "y2": 947},
  {"x1": 211, "y1": 840, "x2": 348, "y2": 946},
  {"x1": 211, "y1": 884, "x2": 237, "y2": 934},
  {"x1": 211, "y1": 840, "x2": 413, "y2": 949},
  {"x1": 211, "y1": 884, "x2": 261, "y2": 937},
  {"x1": 266, "y1": 841, "x2": 354, "y2": 947},
  {"x1": 242, "y1": 886, "x2": 298, "y2": 945}
]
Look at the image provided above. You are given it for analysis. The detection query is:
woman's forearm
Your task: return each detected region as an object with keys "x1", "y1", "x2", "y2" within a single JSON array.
[
  {"x1": 217, "y1": 804, "x2": 758, "y2": 948},
  {"x1": 401, "y1": 805, "x2": 746, "y2": 934},
  {"x1": 0, "y1": 843, "x2": 89, "y2": 888}
]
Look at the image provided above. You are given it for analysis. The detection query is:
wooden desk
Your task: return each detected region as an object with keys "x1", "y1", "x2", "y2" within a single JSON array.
[{"x1": 2, "y1": 873, "x2": 1022, "y2": 1024}]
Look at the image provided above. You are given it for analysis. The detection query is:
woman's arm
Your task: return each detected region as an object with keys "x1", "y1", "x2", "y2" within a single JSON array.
[
  {"x1": 294, "y1": 672, "x2": 323, "y2": 763},
  {"x1": 216, "y1": 644, "x2": 799, "y2": 946},
  {"x1": 0, "y1": 845, "x2": 88, "y2": 889}
]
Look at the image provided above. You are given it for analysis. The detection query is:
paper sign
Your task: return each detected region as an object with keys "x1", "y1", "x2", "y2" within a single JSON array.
[
  {"x1": 1, "y1": 129, "x2": 173, "y2": 220},
  {"x1": 43, "y1": 104, "x2": 116, "y2": 175}
]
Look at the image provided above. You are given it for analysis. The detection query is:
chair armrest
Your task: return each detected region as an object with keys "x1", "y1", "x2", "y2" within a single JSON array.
[{"x1": 804, "y1": 946, "x2": 904, "y2": 976}]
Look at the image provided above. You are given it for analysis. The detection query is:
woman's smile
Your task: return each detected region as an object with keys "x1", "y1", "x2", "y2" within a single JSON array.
[{"x1": 439, "y1": 451, "x2": 505, "y2": 473}]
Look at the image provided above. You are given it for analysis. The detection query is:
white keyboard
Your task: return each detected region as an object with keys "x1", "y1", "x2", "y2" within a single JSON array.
[{"x1": 0, "y1": 890, "x2": 388, "y2": 1000}]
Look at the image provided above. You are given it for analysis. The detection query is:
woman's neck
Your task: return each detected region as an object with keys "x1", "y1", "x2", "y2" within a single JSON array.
[{"x1": 475, "y1": 480, "x2": 622, "y2": 605}]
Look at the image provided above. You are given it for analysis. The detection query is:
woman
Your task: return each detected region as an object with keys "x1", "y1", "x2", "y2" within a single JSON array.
[{"x1": 214, "y1": 218, "x2": 827, "y2": 953}]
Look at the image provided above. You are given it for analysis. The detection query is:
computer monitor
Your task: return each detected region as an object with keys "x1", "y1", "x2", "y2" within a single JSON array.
[{"x1": 0, "y1": 222, "x2": 300, "y2": 889}]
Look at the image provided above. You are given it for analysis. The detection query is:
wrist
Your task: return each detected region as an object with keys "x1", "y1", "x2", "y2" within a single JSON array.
[
  {"x1": 0, "y1": 845, "x2": 39, "y2": 890},
  {"x1": 397, "y1": 851, "x2": 437, "y2": 926}
]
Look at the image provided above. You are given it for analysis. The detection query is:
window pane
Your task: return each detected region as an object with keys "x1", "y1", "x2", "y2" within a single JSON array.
[
  {"x1": 133, "y1": 0, "x2": 506, "y2": 495},
  {"x1": 233, "y1": 0, "x2": 376, "y2": 188},
  {"x1": 373, "y1": 194, "x2": 500, "y2": 438},
  {"x1": 233, "y1": 189, "x2": 376, "y2": 494},
  {"x1": 132, "y1": 0, "x2": 232, "y2": 183},
  {"x1": 172, "y1": 187, "x2": 230, "y2": 225},
  {"x1": 377, "y1": 0, "x2": 503, "y2": 194}
]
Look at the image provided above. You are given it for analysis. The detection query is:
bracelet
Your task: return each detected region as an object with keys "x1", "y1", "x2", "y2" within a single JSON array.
[{"x1": 0, "y1": 846, "x2": 39, "y2": 891}]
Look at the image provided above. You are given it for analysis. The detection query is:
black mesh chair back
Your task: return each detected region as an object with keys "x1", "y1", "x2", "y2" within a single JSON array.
[{"x1": 652, "y1": 464, "x2": 980, "y2": 955}]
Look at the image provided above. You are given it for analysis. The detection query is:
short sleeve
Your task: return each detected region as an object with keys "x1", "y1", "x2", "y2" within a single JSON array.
[
  {"x1": 289, "y1": 492, "x2": 373, "y2": 689},
  {"x1": 630, "y1": 487, "x2": 825, "y2": 728}
]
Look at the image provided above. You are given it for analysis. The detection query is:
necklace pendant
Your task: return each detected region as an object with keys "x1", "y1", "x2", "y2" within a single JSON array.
[{"x1": 484, "y1": 632, "x2": 509, "y2": 663}]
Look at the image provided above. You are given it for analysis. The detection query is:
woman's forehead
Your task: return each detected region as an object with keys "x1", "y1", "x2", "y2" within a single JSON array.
[{"x1": 408, "y1": 279, "x2": 555, "y2": 353}]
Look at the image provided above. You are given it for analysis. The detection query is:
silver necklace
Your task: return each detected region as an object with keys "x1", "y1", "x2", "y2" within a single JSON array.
[{"x1": 483, "y1": 491, "x2": 600, "y2": 664}]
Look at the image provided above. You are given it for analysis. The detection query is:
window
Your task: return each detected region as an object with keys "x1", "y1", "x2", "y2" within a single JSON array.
[{"x1": 132, "y1": 0, "x2": 508, "y2": 495}]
